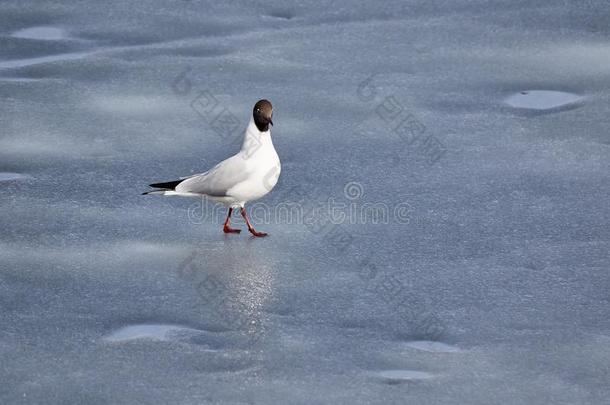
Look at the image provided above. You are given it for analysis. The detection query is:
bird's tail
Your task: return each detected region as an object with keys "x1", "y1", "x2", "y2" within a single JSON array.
[{"x1": 142, "y1": 190, "x2": 183, "y2": 196}]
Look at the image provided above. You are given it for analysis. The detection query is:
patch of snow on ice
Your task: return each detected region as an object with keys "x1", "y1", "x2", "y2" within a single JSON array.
[
  {"x1": 505, "y1": 90, "x2": 583, "y2": 110},
  {"x1": 372, "y1": 370, "x2": 435, "y2": 382},
  {"x1": 0, "y1": 172, "x2": 31, "y2": 182},
  {"x1": 0, "y1": 51, "x2": 93, "y2": 70},
  {"x1": 403, "y1": 341, "x2": 463, "y2": 353},
  {"x1": 12, "y1": 26, "x2": 68, "y2": 41},
  {"x1": 103, "y1": 324, "x2": 201, "y2": 342}
]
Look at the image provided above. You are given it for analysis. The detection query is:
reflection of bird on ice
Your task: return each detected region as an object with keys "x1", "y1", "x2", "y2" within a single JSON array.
[{"x1": 178, "y1": 238, "x2": 276, "y2": 341}]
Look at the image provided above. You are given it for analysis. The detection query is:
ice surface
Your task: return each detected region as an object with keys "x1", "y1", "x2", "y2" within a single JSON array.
[{"x1": 1, "y1": 0, "x2": 609, "y2": 404}]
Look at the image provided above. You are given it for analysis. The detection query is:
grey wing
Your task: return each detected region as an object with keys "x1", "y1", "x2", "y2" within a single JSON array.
[{"x1": 176, "y1": 154, "x2": 249, "y2": 197}]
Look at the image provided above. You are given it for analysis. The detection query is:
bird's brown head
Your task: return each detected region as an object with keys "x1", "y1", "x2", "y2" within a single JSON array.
[{"x1": 253, "y1": 99, "x2": 273, "y2": 132}]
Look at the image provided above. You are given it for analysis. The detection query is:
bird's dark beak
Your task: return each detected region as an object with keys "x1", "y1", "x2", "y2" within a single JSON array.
[{"x1": 269, "y1": 118, "x2": 273, "y2": 126}]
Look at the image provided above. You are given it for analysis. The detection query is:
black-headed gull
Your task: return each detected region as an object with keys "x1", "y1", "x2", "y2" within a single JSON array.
[{"x1": 144, "y1": 99, "x2": 280, "y2": 237}]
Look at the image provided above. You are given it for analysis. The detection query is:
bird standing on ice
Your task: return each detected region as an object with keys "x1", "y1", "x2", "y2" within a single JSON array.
[{"x1": 144, "y1": 99, "x2": 280, "y2": 237}]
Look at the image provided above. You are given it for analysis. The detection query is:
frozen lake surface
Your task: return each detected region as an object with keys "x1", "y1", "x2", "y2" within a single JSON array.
[{"x1": 1, "y1": 1, "x2": 609, "y2": 404}]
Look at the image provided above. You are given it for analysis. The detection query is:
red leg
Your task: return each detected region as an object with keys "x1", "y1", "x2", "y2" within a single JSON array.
[
  {"x1": 240, "y1": 207, "x2": 267, "y2": 237},
  {"x1": 223, "y1": 208, "x2": 241, "y2": 233}
]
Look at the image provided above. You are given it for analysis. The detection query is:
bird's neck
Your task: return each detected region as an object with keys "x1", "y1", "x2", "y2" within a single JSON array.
[{"x1": 241, "y1": 117, "x2": 274, "y2": 157}]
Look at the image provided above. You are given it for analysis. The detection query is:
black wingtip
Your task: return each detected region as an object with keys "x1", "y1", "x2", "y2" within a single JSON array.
[{"x1": 149, "y1": 179, "x2": 183, "y2": 190}]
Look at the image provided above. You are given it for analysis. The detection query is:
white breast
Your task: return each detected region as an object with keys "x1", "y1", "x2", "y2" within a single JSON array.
[{"x1": 226, "y1": 120, "x2": 281, "y2": 204}]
